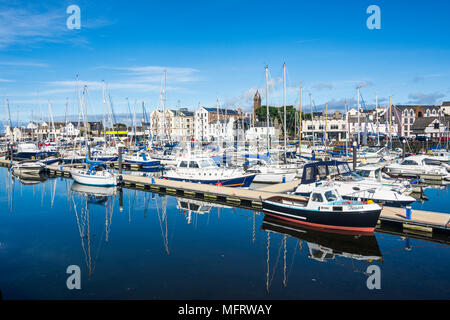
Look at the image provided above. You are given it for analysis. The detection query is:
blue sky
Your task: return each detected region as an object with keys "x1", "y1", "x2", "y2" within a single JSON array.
[{"x1": 0, "y1": 0, "x2": 449, "y2": 123}]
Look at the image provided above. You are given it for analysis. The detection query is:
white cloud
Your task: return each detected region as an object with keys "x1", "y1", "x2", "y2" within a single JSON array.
[
  {"x1": 407, "y1": 92, "x2": 445, "y2": 105},
  {"x1": 0, "y1": 61, "x2": 48, "y2": 67},
  {"x1": 312, "y1": 82, "x2": 333, "y2": 90},
  {"x1": 0, "y1": 5, "x2": 111, "y2": 49}
]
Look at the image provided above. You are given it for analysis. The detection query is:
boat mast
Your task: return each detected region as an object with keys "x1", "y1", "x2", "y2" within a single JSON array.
[
  {"x1": 324, "y1": 103, "x2": 328, "y2": 157},
  {"x1": 265, "y1": 65, "x2": 270, "y2": 153},
  {"x1": 310, "y1": 93, "x2": 314, "y2": 149},
  {"x1": 345, "y1": 100, "x2": 348, "y2": 159},
  {"x1": 101, "y1": 81, "x2": 107, "y2": 146},
  {"x1": 5, "y1": 98, "x2": 11, "y2": 131},
  {"x1": 299, "y1": 87, "x2": 302, "y2": 156},
  {"x1": 389, "y1": 96, "x2": 392, "y2": 150},
  {"x1": 65, "y1": 97, "x2": 69, "y2": 141},
  {"x1": 161, "y1": 70, "x2": 167, "y2": 143},
  {"x1": 376, "y1": 93, "x2": 380, "y2": 146},
  {"x1": 357, "y1": 86, "x2": 360, "y2": 146},
  {"x1": 133, "y1": 100, "x2": 137, "y2": 146},
  {"x1": 48, "y1": 101, "x2": 56, "y2": 142},
  {"x1": 283, "y1": 62, "x2": 287, "y2": 164},
  {"x1": 82, "y1": 86, "x2": 89, "y2": 145}
]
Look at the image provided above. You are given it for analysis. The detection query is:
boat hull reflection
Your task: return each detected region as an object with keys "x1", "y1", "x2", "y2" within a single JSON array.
[
  {"x1": 71, "y1": 182, "x2": 118, "y2": 204},
  {"x1": 261, "y1": 215, "x2": 382, "y2": 262},
  {"x1": 12, "y1": 171, "x2": 48, "y2": 185}
]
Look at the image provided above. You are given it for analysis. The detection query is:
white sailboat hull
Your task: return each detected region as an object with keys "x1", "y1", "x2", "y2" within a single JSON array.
[{"x1": 71, "y1": 170, "x2": 118, "y2": 186}]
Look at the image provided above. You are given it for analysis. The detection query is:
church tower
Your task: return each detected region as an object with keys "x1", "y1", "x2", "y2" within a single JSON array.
[{"x1": 253, "y1": 90, "x2": 261, "y2": 124}]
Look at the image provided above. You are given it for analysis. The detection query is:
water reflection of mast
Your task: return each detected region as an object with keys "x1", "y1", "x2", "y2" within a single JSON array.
[
  {"x1": 266, "y1": 232, "x2": 270, "y2": 293},
  {"x1": 265, "y1": 229, "x2": 300, "y2": 293},
  {"x1": 71, "y1": 190, "x2": 115, "y2": 279},
  {"x1": 154, "y1": 195, "x2": 170, "y2": 255},
  {"x1": 6, "y1": 169, "x2": 14, "y2": 213},
  {"x1": 105, "y1": 191, "x2": 116, "y2": 243},
  {"x1": 72, "y1": 195, "x2": 93, "y2": 278},
  {"x1": 50, "y1": 178, "x2": 56, "y2": 208}
]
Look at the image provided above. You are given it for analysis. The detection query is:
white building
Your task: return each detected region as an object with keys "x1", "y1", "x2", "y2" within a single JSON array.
[
  {"x1": 194, "y1": 107, "x2": 243, "y2": 142},
  {"x1": 150, "y1": 108, "x2": 194, "y2": 142},
  {"x1": 245, "y1": 123, "x2": 280, "y2": 145}
]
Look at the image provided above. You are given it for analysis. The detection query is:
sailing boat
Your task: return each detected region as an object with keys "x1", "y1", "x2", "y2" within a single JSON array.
[
  {"x1": 246, "y1": 64, "x2": 302, "y2": 183},
  {"x1": 71, "y1": 162, "x2": 118, "y2": 186}
]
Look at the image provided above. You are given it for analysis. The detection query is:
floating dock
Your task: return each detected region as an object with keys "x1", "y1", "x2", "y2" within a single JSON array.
[{"x1": 1, "y1": 159, "x2": 449, "y2": 237}]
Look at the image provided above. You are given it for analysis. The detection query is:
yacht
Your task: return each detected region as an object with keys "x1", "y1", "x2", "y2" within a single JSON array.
[
  {"x1": 293, "y1": 161, "x2": 416, "y2": 206},
  {"x1": 262, "y1": 184, "x2": 382, "y2": 233},
  {"x1": 123, "y1": 151, "x2": 162, "y2": 171},
  {"x1": 163, "y1": 156, "x2": 256, "y2": 187},
  {"x1": 355, "y1": 164, "x2": 415, "y2": 192},
  {"x1": 384, "y1": 155, "x2": 450, "y2": 181},
  {"x1": 246, "y1": 157, "x2": 299, "y2": 184},
  {"x1": 14, "y1": 143, "x2": 48, "y2": 160},
  {"x1": 11, "y1": 160, "x2": 46, "y2": 175}
]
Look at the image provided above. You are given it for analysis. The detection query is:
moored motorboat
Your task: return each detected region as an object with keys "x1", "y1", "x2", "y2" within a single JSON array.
[
  {"x1": 11, "y1": 161, "x2": 46, "y2": 175},
  {"x1": 123, "y1": 151, "x2": 162, "y2": 172},
  {"x1": 384, "y1": 155, "x2": 450, "y2": 181},
  {"x1": 163, "y1": 156, "x2": 256, "y2": 187},
  {"x1": 262, "y1": 184, "x2": 382, "y2": 233},
  {"x1": 294, "y1": 160, "x2": 416, "y2": 206}
]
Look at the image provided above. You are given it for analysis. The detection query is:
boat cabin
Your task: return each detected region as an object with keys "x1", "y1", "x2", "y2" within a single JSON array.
[
  {"x1": 177, "y1": 157, "x2": 219, "y2": 169},
  {"x1": 300, "y1": 160, "x2": 352, "y2": 184},
  {"x1": 399, "y1": 155, "x2": 440, "y2": 166},
  {"x1": 87, "y1": 163, "x2": 108, "y2": 174},
  {"x1": 355, "y1": 165, "x2": 382, "y2": 180},
  {"x1": 266, "y1": 186, "x2": 343, "y2": 209}
]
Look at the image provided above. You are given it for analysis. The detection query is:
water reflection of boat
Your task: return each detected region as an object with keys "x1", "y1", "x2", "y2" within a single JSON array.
[
  {"x1": 261, "y1": 215, "x2": 383, "y2": 263},
  {"x1": 177, "y1": 198, "x2": 213, "y2": 215},
  {"x1": 11, "y1": 170, "x2": 48, "y2": 185},
  {"x1": 70, "y1": 183, "x2": 117, "y2": 278},
  {"x1": 71, "y1": 182, "x2": 118, "y2": 204}
]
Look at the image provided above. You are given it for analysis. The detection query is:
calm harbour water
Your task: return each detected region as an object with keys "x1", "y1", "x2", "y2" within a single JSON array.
[{"x1": 0, "y1": 168, "x2": 449, "y2": 300}]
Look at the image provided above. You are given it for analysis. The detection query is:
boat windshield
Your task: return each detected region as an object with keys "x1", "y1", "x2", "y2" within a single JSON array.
[
  {"x1": 199, "y1": 159, "x2": 216, "y2": 168},
  {"x1": 189, "y1": 161, "x2": 199, "y2": 168},
  {"x1": 355, "y1": 169, "x2": 371, "y2": 178},
  {"x1": 311, "y1": 193, "x2": 324, "y2": 202},
  {"x1": 337, "y1": 163, "x2": 351, "y2": 174},
  {"x1": 375, "y1": 168, "x2": 381, "y2": 179},
  {"x1": 341, "y1": 171, "x2": 364, "y2": 181},
  {"x1": 179, "y1": 161, "x2": 188, "y2": 168},
  {"x1": 324, "y1": 190, "x2": 339, "y2": 202},
  {"x1": 401, "y1": 160, "x2": 418, "y2": 165}
]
